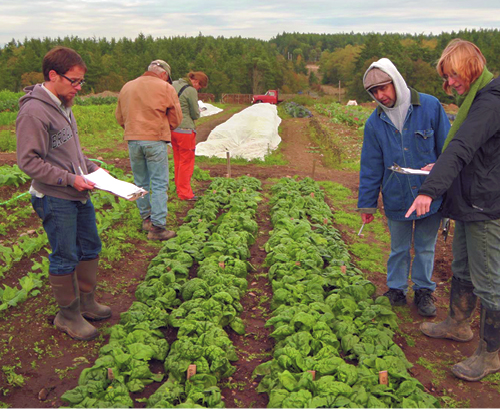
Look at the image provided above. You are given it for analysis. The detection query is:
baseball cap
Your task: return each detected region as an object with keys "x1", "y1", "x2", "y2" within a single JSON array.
[
  {"x1": 151, "y1": 59, "x2": 172, "y2": 84},
  {"x1": 364, "y1": 68, "x2": 392, "y2": 91}
]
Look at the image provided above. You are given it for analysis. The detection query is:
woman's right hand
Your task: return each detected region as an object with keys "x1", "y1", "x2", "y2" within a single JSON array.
[{"x1": 405, "y1": 194, "x2": 433, "y2": 218}]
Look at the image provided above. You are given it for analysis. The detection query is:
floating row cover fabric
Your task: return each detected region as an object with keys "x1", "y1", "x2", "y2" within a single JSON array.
[
  {"x1": 195, "y1": 104, "x2": 282, "y2": 160},
  {"x1": 199, "y1": 102, "x2": 223, "y2": 117}
]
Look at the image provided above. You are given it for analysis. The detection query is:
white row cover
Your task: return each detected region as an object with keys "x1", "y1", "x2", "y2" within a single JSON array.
[
  {"x1": 199, "y1": 101, "x2": 223, "y2": 117},
  {"x1": 195, "y1": 103, "x2": 282, "y2": 160}
]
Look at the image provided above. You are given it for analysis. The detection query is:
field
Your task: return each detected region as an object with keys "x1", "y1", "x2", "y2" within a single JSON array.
[{"x1": 0, "y1": 95, "x2": 499, "y2": 408}]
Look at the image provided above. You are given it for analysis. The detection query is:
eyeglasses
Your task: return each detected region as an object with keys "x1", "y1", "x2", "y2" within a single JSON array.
[
  {"x1": 59, "y1": 73, "x2": 85, "y2": 87},
  {"x1": 443, "y1": 72, "x2": 461, "y2": 81}
]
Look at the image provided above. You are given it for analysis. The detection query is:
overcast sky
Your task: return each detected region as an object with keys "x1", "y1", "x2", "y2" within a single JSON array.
[{"x1": 1, "y1": 0, "x2": 499, "y2": 47}]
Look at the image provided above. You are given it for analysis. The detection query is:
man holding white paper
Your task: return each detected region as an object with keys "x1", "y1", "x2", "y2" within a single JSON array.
[
  {"x1": 16, "y1": 46, "x2": 111, "y2": 341},
  {"x1": 357, "y1": 58, "x2": 450, "y2": 316}
]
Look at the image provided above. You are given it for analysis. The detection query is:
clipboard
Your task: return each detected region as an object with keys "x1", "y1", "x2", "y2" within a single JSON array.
[
  {"x1": 84, "y1": 168, "x2": 148, "y2": 201},
  {"x1": 388, "y1": 163, "x2": 430, "y2": 176}
]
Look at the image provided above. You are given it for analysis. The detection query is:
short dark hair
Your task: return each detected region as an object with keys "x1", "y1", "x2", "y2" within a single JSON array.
[{"x1": 42, "y1": 46, "x2": 87, "y2": 81}]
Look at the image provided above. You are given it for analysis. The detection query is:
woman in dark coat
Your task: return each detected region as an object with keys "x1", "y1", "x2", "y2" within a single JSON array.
[{"x1": 406, "y1": 38, "x2": 500, "y2": 382}]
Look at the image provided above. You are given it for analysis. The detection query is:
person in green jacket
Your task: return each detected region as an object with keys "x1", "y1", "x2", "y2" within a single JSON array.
[{"x1": 171, "y1": 71, "x2": 209, "y2": 201}]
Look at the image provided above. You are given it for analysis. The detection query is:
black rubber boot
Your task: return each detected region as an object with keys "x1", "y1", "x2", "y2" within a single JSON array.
[
  {"x1": 49, "y1": 272, "x2": 98, "y2": 341},
  {"x1": 452, "y1": 306, "x2": 500, "y2": 381},
  {"x1": 76, "y1": 258, "x2": 112, "y2": 321},
  {"x1": 420, "y1": 276, "x2": 477, "y2": 341}
]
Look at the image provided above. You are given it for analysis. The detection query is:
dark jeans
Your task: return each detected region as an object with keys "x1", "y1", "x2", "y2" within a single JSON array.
[
  {"x1": 452, "y1": 219, "x2": 500, "y2": 311},
  {"x1": 31, "y1": 195, "x2": 101, "y2": 276}
]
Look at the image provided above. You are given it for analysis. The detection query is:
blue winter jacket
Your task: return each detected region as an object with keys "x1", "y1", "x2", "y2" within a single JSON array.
[{"x1": 358, "y1": 89, "x2": 450, "y2": 221}]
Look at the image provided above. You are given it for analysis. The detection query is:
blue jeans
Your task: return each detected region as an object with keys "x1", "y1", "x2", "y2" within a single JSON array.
[
  {"x1": 31, "y1": 195, "x2": 101, "y2": 276},
  {"x1": 452, "y1": 219, "x2": 500, "y2": 311},
  {"x1": 386, "y1": 212, "x2": 441, "y2": 292},
  {"x1": 128, "y1": 141, "x2": 169, "y2": 227}
]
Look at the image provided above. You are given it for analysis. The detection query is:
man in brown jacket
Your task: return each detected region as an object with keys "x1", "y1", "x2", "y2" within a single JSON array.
[{"x1": 116, "y1": 60, "x2": 182, "y2": 240}]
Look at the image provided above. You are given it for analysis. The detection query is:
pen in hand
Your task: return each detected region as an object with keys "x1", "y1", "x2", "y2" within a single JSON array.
[{"x1": 77, "y1": 165, "x2": 95, "y2": 192}]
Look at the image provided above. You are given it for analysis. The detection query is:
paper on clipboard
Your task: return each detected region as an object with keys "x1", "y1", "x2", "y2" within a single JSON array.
[
  {"x1": 389, "y1": 165, "x2": 430, "y2": 175},
  {"x1": 84, "y1": 168, "x2": 148, "y2": 201}
]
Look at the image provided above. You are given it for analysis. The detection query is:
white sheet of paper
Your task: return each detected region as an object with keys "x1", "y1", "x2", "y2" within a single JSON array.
[
  {"x1": 84, "y1": 168, "x2": 147, "y2": 200},
  {"x1": 389, "y1": 166, "x2": 430, "y2": 175}
]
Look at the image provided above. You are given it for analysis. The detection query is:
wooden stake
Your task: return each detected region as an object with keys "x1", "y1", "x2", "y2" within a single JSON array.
[
  {"x1": 226, "y1": 151, "x2": 231, "y2": 178},
  {"x1": 187, "y1": 364, "x2": 197, "y2": 380},
  {"x1": 312, "y1": 159, "x2": 316, "y2": 178},
  {"x1": 379, "y1": 370, "x2": 388, "y2": 385},
  {"x1": 107, "y1": 368, "x2": 115, "y2": 380},
  {"x1": 307, "y1": 370, "x2": 316, "y2": 380}
]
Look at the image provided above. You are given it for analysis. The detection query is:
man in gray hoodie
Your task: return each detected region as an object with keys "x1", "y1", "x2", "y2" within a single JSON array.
[
  {"x1": 16, "y1": 46, "x2": 111, "y2": 341},
  {"x1": 357, "y1": 58, "x2": 450, "y2": 316}
]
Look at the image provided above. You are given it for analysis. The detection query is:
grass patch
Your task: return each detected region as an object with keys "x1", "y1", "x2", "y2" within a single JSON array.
[
  {"x1": 396, "y1": 327, "x2": 416, "y2": 347},
  {"x1": 440, "y1": 392, "x2": 470, "y2": 408},
  {"x1": 416, "y1": 356, "x2": 446, "y2": 385},
  {"x1": 0, "y1": 112, "x2": 17, "y2": 127},
  {"x1": 319, "y1": 181, "x2": 389, "y2": 274},
  {"x1": 196, "y1": 105, "x2": 241, "y2": 126},
  {"x1": 309, "y1": 119, "x2": 343, "y2": 169},
  {"x1": 318, "y1": 181, "x2": 355, "y2": 207},
  {"x1": 0, "y1": 129, "x2": 16, "y2": 152}
]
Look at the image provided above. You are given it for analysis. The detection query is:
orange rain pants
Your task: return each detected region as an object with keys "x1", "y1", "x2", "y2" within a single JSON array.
[{"x1": 171, "y1": 129, "x2": 196, "y2": 200}]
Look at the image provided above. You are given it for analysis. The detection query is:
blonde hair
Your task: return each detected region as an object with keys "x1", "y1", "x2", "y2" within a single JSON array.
[
  {"x1": 437, "y1": 38, "x2": 486, "y2": 95},
  {"x1": 188, "y1": 71, "x2": 208, "y2": 88}
]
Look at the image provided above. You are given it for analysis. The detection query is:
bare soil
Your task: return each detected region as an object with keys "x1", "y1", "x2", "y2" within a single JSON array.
[{"x1": 0, "y1": 106, "x2": 498, "y2": 408}]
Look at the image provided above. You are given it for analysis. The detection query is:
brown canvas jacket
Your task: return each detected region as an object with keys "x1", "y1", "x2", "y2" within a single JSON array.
[{"x1": 115, "y1": 71, "x2": 182, "y2": 142}]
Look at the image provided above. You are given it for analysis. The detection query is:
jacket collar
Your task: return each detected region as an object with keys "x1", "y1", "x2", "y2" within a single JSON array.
[
  {"x1": 142, "y1": 71, "x2": 162, "y2": 79},
  {"x1": 377, "y1": 87, "x2": 420, "y2": 116}
]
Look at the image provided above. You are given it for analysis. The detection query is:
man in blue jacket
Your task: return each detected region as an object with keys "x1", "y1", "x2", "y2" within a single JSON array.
[{"x1": 357, "y1": 58, "x2": 450, "y2": 316}]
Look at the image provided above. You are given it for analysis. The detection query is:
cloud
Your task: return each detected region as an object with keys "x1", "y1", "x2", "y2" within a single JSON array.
[{"x1": 0, "y1": 0, "x2": 499, "y2": 46}]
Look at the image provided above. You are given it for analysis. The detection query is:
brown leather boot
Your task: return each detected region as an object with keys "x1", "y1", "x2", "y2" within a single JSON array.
[
  {"x1": 142, "y1": 216, "x2": 152, "y2": 231},
  {"x1": 49, "y1": 272, "x2": 98, "y2": 341},
  {"x1": 147, "y1": 225, "x2": 176, "y2": 241},
  {"x1": 420, "y1": 276, "x2": 477, "y2": 341},
  {"x1": 452, "y1": 306, "x2": 500, "y2": 381},
  {"x1": 76, "y1": 258, "x2": 111, "y2": 321}
]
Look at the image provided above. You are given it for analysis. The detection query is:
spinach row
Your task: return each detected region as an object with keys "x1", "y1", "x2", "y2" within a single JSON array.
[
  {"x1": 255, "y1": 177, "x2": 439, "y2": 408},
  {"x1": 60, "y1": 176, "x2": 261, "y2": 408}
]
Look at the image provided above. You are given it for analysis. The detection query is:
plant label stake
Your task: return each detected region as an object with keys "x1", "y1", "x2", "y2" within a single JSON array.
[
  {"x1": 307, "y1": 370, "x2": 316, "y2": 380},
  {"x1": 226, "y1": 151, "x2": 231, "y2": 178},
  {"x1": 378, "y1": 370, "x2": 388, "y2": 385},
  {"x1": 187, "y1": 364, "x2": 197, "y2": 380},
  {"x1": 107, "y1": 368, "x2": 115, "y2": 380}
]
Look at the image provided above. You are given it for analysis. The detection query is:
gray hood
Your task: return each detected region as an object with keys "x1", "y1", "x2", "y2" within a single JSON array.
[{"x1": 364, "y1": 58, "x2": 411, "y2": 131}]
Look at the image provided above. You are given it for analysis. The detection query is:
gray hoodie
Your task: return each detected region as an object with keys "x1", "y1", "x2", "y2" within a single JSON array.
[
  {"x1": 16, "y1": 84, "x2": 98, "y2": 201},
  {"x1": 364, "y1": 58, "x2": 411, "y2": 132}
]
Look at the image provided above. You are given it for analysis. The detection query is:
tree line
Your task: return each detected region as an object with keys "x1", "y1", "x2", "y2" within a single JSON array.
[
  {"x1": 1, "y1": 29, "x2": 499, "y2": 103},
  {"x1": 273, "y1": 29, "x2": 500, "y2": 103}
]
